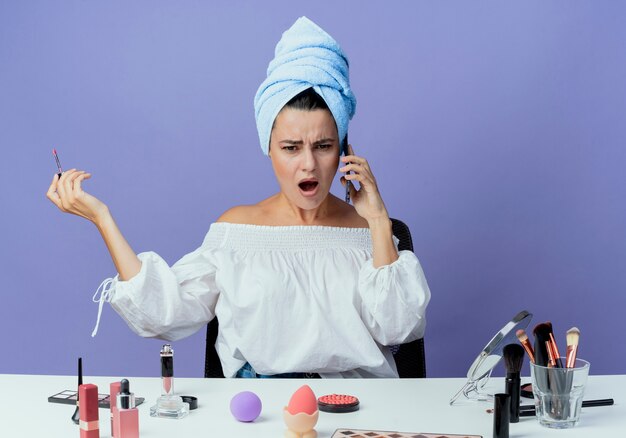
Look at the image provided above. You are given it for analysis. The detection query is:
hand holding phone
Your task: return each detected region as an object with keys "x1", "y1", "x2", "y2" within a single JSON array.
[{"x1": 340, "y1": 143, "x2": 390, "y2": 223}]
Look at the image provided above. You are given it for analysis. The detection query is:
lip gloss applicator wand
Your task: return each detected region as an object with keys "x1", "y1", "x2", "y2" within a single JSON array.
[{"x1": 53, "y1": 148, "x2": 63, "y2": 178}]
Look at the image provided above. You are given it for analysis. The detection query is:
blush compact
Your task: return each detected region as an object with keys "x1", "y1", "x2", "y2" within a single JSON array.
[
  {"x1": 317, "y1": 394, "x2": 360, "y2": 413},
  {"x1": 521, "y1": 383, "x2": 534, "y2": 399}
]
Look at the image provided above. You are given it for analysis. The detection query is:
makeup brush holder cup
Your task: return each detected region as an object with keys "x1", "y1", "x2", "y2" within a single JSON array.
[{"x1": 530, "y1": 358, "x2": 590, "y2": 429}]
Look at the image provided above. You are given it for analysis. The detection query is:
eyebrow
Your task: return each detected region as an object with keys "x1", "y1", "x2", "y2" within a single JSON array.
[{"x1": 279, "y1": 138, "x2": 336, "y2": 145}]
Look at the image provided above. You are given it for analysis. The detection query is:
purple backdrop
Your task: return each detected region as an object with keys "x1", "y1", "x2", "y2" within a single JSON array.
[{"x1": 1, "y1": 1, "x2": 625, "y2": 379}]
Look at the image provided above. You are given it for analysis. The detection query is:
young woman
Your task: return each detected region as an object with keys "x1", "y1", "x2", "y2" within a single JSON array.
[{"x1": 46, "y1": 17, "x2": 430, "y2": 378}]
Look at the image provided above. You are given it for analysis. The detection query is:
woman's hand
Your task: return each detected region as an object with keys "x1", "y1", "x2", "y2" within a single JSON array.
[
  {"x1": 46, "y1": 169, "x2": 109, "y2": 224},
  {"x1": 339, "y1": 144, "x2": 390, "y2": 224}
]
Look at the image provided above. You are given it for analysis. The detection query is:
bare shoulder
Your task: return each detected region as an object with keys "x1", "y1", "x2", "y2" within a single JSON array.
[
  {"x1": 216, "y1": 205, "x2": 261, "y2": 224},
  {"x1": 339, "y1": 206, "x2": 370, "y2": 228},
  {"x1": 327, "y1": 195, "x2": 370, "y2": 228},
  {"x1": 216, "y1": 195, "x2": 282, "y2": 225}
]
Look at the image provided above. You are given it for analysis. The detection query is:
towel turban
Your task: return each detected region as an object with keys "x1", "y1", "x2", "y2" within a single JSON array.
[{"x1": 254, "y1": 16, "x2": 357, "y2": 155}]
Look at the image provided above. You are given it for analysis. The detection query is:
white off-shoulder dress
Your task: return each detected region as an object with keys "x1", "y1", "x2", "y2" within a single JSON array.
[{"x1": 97, "y1": 223, "x2": 431, "y2": 378}]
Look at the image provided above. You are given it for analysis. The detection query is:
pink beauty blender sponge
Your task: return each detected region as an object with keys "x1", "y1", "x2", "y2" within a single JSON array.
[
  {"x1": 230, "y1": 391, "x2": 262, "y2": 422},
  {"x1": 287, "y1": 385, "x2": 318, "y2": 415},
  {"x1": 284, "y1": 385, "x2": 319, "y2": 438}
]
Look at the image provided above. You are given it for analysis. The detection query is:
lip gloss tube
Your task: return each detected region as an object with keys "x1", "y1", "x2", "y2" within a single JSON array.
[
  {"x1": 161, "y1": 344, "x2": 174, "y2": 396},
  {"x1": 150, "y1": 344, "x2": 189, "y2": 419},
  {"x1": 79, "y1": 384, "x2": 100, "y2": 438},
  {"x1": 110, "y1": 381, "x2": 121, "y2": 437}
]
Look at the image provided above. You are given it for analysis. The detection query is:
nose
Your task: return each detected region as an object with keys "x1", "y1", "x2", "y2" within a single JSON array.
[{"x1": 300, "y1": 147, "x2": 317, "y2": 172}]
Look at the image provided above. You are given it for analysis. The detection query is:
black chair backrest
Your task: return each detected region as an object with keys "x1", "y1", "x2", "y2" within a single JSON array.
[
  {"x1": 204, "y1": 218, "x2": 426, "y2": 378},
  {"x1": 204, "y1": 317, "x2": 224, "y2": 378},
  {"x1": 388, "y1": 218, "x2": 427, "y2": 378}
]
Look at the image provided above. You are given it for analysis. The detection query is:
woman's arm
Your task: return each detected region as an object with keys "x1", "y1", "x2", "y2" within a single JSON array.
[
  {"x1": 48, "y1": 169, "x2": 219, "y2": 340},
  {"x1": 358, "y1": 250, "x2": 431, "y2": 345},
  {"x1": 340, "y1": 144, "x2": 399, "y2": 268},
  {"x1": 367, "y1": 217, "x2": 399, "y2": 268},
  {"x1": 94, "y1": 209, "x2": 142, "y2": 281},
  {"x1": 46, "y1": 170, "x2": 141, "y2": 280}
]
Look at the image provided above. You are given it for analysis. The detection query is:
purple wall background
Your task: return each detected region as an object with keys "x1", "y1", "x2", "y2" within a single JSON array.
[{"x1": 1, "y1": 1, "x2": 625, "y2": 379}]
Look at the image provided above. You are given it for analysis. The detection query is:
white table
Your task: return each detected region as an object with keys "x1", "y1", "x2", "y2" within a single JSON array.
[{"x1": 1, "y1": 374, "x2": 623, "y2": 437}]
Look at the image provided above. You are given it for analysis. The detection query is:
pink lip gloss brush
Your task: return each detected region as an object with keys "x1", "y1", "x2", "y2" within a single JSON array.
[{"x1": 53, "y1": 148, "x2": 63, "y2": 177}]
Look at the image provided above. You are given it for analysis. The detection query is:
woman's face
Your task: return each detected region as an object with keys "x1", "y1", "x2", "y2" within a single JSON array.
[{"x1": 269, "y1": 107, "x2": 340, "y2": 210}]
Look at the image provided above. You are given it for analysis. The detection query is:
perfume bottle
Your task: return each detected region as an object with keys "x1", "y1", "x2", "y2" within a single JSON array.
[{"x1": 116, "y1": 379, "x2": 139, "y2": 438}]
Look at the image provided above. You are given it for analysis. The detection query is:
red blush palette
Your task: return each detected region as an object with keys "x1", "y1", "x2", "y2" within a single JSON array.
[
  {"x1": 318, "y1": 394, "x2": 360, "y2": 413},
  {"x1": 331, "y1": 430, "x2": 482, "y2": 438}
]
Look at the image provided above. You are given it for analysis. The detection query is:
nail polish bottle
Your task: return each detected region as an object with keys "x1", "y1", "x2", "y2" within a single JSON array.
[{"x1": 116, "y1": 379, "x2": 139, "y2": 438}]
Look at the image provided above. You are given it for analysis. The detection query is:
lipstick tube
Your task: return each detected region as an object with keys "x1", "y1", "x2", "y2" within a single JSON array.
[
  {"x1": 79, "y1": 384, "x2": 100, "y2": 438},
  {"x1": 110, "y1": 381, "x2": 121, "y2": 437},
  {"x1": 160, "y1": 344, "x2": 174, "y2": 396}
]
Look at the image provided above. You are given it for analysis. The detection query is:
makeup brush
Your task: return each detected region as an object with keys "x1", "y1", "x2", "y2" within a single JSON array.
[
  {"x1": 546, "y1": 340, "x2": 557, "y2": 367},
  {"x1": 519, "y1": 398, "x2": 614, "y2": 416},
  {"x1": 532, "y1": 322, "x2": 555, "y2": 367},
  {"x1": 566, "y1": 327, "x2": 580, "y2": 368},
  {"x1": 549, "y1": 332, "x2": 564, "y2": 368},
  {"x1": 515, "y1": 329, "x2": 535, "y2": 364},
  {"x1": 535, "y1": 323, "x2": 569, "y2": 418},
  {"x1": 503, "y1": 343, "x2": 525, "y2": 423},
  {"x1": 71, "y1": 357, "x2": 82, "y2": 424}
]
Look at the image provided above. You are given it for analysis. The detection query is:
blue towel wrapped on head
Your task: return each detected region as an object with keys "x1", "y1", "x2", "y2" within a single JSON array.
[{"x1": 254, "y1": 16, "x2": 357, "y2": 155}]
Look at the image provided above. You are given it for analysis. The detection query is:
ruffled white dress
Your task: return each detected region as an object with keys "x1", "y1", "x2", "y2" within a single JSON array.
[{"x1": 97, "y1": 223, "x2": 431, "y2": 378}]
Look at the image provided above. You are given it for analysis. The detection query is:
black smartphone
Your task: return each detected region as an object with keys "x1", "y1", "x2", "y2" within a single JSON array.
[{"x1": 344, "y1": 134, "x2": 351, "y2": 203}]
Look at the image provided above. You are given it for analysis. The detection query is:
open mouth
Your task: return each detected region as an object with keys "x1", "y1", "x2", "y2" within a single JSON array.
[{"x1": 298, "y1": 181, "x2": 319, "y2": 192}]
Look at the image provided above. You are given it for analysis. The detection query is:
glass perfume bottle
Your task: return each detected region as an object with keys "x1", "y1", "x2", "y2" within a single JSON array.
[{"x1": 116, "y1": 379, "x2": 139, "y2": 438}]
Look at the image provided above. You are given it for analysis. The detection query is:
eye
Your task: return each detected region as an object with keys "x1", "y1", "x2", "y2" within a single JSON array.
[
  {"x1": 282, "y1": 146, "x2": 297, "y2": 151},
  {"x1": 316, "y1": 144, "x2": 332, "y2": 150}
]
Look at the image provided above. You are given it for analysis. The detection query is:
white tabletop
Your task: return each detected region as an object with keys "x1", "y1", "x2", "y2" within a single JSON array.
[{"x1": 1, "y1": 374, "x2": 623, "y2": 437}]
